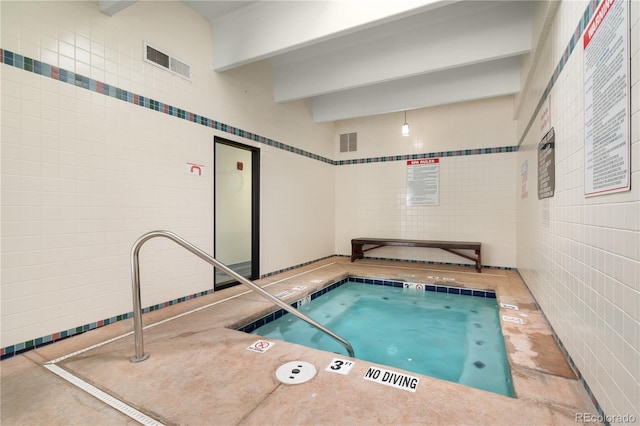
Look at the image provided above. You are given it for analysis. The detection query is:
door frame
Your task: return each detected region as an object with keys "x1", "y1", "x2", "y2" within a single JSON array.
[{"x1": 214, "y1": 136, "x2": 260, "y2": 289}]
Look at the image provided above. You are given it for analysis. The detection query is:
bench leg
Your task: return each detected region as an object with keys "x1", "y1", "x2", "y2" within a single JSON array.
[
  {"x1": 476, "y1": 249, "x2": 482, "y2": 273},
  {"x1": 351, "y1": 244, "x2": 364, "y2": 262}
]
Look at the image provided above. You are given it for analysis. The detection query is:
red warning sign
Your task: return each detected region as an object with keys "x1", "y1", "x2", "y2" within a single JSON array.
[{"x1": 247, "y1": 340, "x2": 274, "y2": 353}]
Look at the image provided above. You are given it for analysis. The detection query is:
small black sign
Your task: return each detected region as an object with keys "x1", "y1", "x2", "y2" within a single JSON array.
[{"x1": 538, "y1": 128, "x2": 555, "y2": 199}]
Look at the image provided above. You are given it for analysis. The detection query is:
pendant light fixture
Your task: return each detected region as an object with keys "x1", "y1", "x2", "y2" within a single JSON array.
[{"x1": 401, "y1": 110, "x2": 410, "y2": 136}]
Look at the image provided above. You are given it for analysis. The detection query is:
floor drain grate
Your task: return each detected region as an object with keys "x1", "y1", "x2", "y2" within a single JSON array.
[{"x1": 44, "y1": 364, "x2": 163, "y2": 426}]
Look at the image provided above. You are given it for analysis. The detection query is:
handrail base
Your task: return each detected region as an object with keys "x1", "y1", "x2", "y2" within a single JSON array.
[{"x1": 130, "y1": 353, "x2": 150, "y2": 363}]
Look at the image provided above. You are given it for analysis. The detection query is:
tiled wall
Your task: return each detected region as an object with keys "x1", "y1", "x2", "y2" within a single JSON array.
[
  {"x1": 334, "y1": 96, "x2": 518, "y2": 160},
  {"x1": 0, "y1": 1, "x2": 335, "y2": 352},
  {"x1": 334, "y1": 96, "x2": 518, "y2": 268},
  {"x1": 261, "y1": 148, "x2": 336, "y2": 274},
  {"x1": 515, "y1": 0, "x2": 639, "y2": 422}
]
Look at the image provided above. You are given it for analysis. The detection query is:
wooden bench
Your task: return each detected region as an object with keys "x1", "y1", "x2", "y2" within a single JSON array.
[{"x1": 350, "y1": 237, "x2": 482, "y2": 273}]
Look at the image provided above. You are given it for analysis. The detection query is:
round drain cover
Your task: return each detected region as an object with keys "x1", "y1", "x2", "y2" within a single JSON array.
[{"x1": 275, "y1": 361, "x2": 317, "y2": 385}]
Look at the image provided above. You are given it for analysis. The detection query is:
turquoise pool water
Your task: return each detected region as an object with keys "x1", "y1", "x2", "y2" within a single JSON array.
[{"x1": 247, "y1": 279, "x2": 514, "y2": 397}]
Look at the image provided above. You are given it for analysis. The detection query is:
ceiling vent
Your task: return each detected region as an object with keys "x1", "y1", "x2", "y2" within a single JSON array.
[
  {"x1": 144, "y1": 42, "x2": 191, "y2": 80},
  {"x1": 339, "y1": 132, "x2": 357, "y2": 152}
]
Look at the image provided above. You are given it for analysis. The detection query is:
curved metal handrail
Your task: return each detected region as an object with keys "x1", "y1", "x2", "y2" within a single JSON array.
[{"x1": 130, "y1": 230, "x2": 355, "y2": 362}]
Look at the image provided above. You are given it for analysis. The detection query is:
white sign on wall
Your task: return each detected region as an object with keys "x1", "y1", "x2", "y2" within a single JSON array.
[
  {"x1": 406, "y1": 158, "x2": 439, "y2": 206},
  {"x1": 583, "y1": 0, "x2": 630, "y2": 196},
  {"x1": 538, "y1": 128, "x2": 555, "y2": 200}
]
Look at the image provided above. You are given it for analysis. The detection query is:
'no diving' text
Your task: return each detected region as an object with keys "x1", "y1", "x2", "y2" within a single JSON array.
[{"x1": 363, "y1": 366, "x2": 419, "y2": 392}]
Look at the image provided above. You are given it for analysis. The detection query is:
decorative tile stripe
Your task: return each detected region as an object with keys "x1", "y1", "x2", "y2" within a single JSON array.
[
  {"x1": 0, "y1": 48, "x2": 334, "y2": 165},
  {"x1": 517, "y1": 0, "x2": 600, "y2": 147},
  {"x1": 335, "y1": 146, "x2": 518, "y2": 166},
  {"x1": 0, "y1": 252, "x2": 512, "y2": 359},
  {"x1": 522, "y1": 276, "x2": 608, "y2": 425},
  {"x1": 238, "y1": 278, "x2": 350, "y2": 333},
  {"x1": 349, "y1": 276, "x2": 496, "y2": 298},
  {"x1": 262, "y1": 254, "x2": 514, "y2": 277},
  {"x1": 347, "y1": 253, "x2": 514, "y2": 271},
  {"x1": 509, "y1": 1, "x2": 612, "y2": 419},
  {"x1": 259, "y1": 254, "x2": 337, "y2": 278},
  {"x1": 512, "y1": 0, "x2": 609, "y2": 421},
  {"x1": 1, "y1": 315, "x2": 130, "y2": 360},
  {"x1": 238, "y1": 276, "x2": 496, "y2": 333},
  {"x1": 0, "y1": 288, "x2": 214, "y2": 360},
  {"x1": 1, "y1": 48, "x2": 516, "y2": 167}
]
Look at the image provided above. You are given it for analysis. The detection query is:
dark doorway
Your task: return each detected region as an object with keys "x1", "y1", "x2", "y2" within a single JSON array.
[{"x1": 214, "y1": 137, "x2": 260, "y2": 289}]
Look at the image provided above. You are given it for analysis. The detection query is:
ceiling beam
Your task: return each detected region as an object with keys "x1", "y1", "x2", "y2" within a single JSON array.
[
  {"x1": 99, "y1": 0, "x2": 137, "y2": 16},
  {"x1": 274, "y1": 1, "x2": 531, "y2": 102},
  {"x1": 312, "y1": 56, "x2": 521, "y2": 122},
  {"x1": 211, "y1": 0, "x2": 455, "y2": 71}
]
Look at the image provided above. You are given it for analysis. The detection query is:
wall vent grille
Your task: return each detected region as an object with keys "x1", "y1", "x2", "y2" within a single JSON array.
[
  {"x1": 339, "y1": 132, "x2": 357, "y2": 152},
  {"x1": 144, "y1": 42, "x2": 191, "y2": 80}
]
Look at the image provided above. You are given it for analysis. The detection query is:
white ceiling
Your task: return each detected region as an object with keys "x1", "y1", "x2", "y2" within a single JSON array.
[{"x1": 102, "y1": 1, "x2": 534, "y2": 123}]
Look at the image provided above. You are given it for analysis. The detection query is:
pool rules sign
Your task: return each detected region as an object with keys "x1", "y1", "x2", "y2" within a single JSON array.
[
  {"x1": 407, "y1": 159, "x2": 439, "y2": 206},
  {"x1": 538, "y1": 128, "x2": 555, "y2": 199},
  {"x1": 583, "y1": 0, "x2": 631, "y2": 196}
]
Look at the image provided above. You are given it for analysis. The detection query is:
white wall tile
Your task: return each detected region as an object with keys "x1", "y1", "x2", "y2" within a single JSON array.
[
  {"x1": 335, "y1": 152, "x2": 516, "y2": 267},
  {"x1": 1, "y1": 0, "x2": 334, "y2": 348},
  {"x1": 334, "y1": 95, "x2": 516, "y2": 160},
  {"x1": 516, "y1": 0, "x2": 639, "y2": 421}
]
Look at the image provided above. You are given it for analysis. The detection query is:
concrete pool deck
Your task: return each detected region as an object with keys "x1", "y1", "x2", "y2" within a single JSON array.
[{"x1": 1, "y1": 257, "x2": 600, "y2": 425}]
